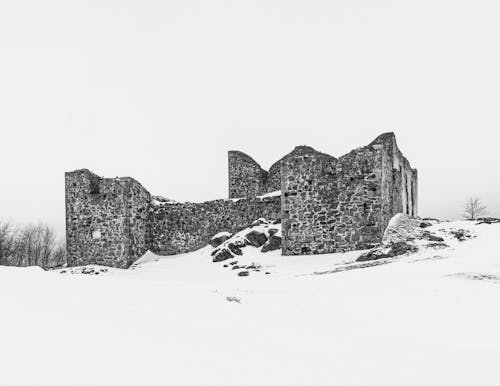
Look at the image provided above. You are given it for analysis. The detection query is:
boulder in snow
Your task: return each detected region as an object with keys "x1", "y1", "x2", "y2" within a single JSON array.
[
  {"x1": 212, "y1": 248, "x2": 233, "y2": 263},
  {"x1": 383, "y1": 214, "x2": 429, "y2": 244},
  {"x1": 357, "y1": 242, "x2": 418, "y2": 262},
  {"x1": 421, "y1": 231, "x2": 445, "y2": 242},
  {"x1": 227, "y1": 243, "x2": 243, "y2": 256},
  {"x1": 477, "y1": 217, "x2": 500, "y2": 225},
  {"x1": 261, "y1": 235, "x2": 282, "y2": 253},
  {"x1": 210, "y1": 231, "x2": 232, "y2": 248},
  {"x1": 268, "y1": 228, "x2": 279, "y2": 236},
  {"x1": 245, "y1": 230, "x2": 268, "y2": 248},
  {"x1": 427, "y1": 242, "x2": 449, "y2": 249},
  {"x1": 450, "y1": 229, "x2": 474, "y2": 241}
]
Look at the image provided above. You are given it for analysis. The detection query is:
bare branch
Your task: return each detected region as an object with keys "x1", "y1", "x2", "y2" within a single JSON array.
[{"x1": 463, "y1": 197, "x2": 487, "y2": 220}]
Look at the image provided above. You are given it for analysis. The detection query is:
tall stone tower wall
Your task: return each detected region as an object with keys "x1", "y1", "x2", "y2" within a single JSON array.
[
  {"x1": 281, "y1": 151, "x2": 339, "y2": 255},
  {"x1": 65, "y1": 169, "x2": 150, "y2": 268}
]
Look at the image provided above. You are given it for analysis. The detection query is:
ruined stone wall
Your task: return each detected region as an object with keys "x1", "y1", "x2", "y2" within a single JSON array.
[
  {"x1": 282, "y1": 145, "x2": 385, "y2": 255},
  {"x1": 282, "y1": 133, "x2": 418, "y2": 255},
  {"x1": 281, "y1": 150, "x2": 339, "y2": 255},
  {"x1": 378, "y1": 133, "x2": 418, "y2": 228},
  {"x1": 66, "y1": 133, "x2": 417, "y2": 267},
  {"x1": 66, "y1": 169, "x2": 280, "y2": 267},
  {"x1": 267, "y1": 161, "x2": 282, "y2": 193},
  {"x1": 148, "y1": 196, "x2": 280, "y2": 255},
  {"x1": 65, "y1": 169, "x2": 150, "y2": 268},
  {"x1": 228, "y1": 146, "x2": 321, "y2": 198},
  {"x1": 228, "y1": 151, "x2": 269, "y2": 198}
]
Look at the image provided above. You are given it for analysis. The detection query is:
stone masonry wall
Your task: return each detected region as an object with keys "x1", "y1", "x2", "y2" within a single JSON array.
[
  {"x1": 228, "y1": 151, "x2": 269, "y2": 198},
  {"x1": 65, "y1": 169, "x2": 150, "y2": 268},
  {"x1": 281, "y1": 149, "x2": 339, "y2": 255},
  {"x1": 148, "y1": 196, "x2": 281, "y2": 255},
  {"x1": 378, "y1": 133, "x2": 418, "y2": 228},
  {"x1": 282, "y1": 133, "x2": 418, "y2": 255},
  {"x1": 66, "y1": 169, "x2": 280, "y2": 267},
  {"x1": 66, "y1": 132, "x2": 417, "y2": 267},
  {"x1": 228, "y1": 146, "x2": 321, "y2": 199}
]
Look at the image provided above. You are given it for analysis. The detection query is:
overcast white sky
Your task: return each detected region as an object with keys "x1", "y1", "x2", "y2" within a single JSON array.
[{"x1": 1, "y1": 0, "x2": 499, "y2": 236}]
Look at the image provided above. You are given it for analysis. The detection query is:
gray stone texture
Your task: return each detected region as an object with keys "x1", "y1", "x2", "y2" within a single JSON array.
[
  {"x1": 66, "y1": 170, "x2": 280, "y2": 268},
  {"x1": 65, "y1": 169, "x2": 150, "y2": 268},
  {"x1": 281, "y1": 133, "x2": 418, "y2": 255},
  {"x1": 147, "y1": 196, "x2": 280, "y2": 256},
  {"x1": 66, "y1": 132, "x2": 417, "y2": 268},
  {"x1": 228, "y1": 145, "x2": 327, "y2": 199},
  {"x1": 228, "y1": 151, "x2": 269, "y2": 199}
]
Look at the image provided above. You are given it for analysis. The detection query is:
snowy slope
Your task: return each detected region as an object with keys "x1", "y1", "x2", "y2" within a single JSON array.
[{"x1": 0, "y1": 221, "x2": 499, "y2": 386}]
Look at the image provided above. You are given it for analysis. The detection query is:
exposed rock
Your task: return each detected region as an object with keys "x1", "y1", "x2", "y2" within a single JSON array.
[
  {"x1": 427, "y1": 242, "x2": 449, "y2": 249},
  {"x1": 210, "y1": 232, "x2": 232, "y2": 248},
  {"x1": 422, "y1": 217, "x2": 441, "y2": 222},
  {"x1": 261, "y1": 235, "x2": 282, "y2": 252},
  {"x1": 477, "y1": 217, "x2": 500, "y2": 225},
  {"x1": 231, "y1": 236, "x2": 249, "y2": 248},
  {"x1": 268, "y1": 228, "x2": 279, "y2": 236},
  {"x1": 383, "y1": 214, "x2": 447, "y2": 246},
  {"x1": 421, "y1": 231, "x2": 445, "y2": 242},
  {"x1": 238, "y1": 271, "x2": 250, "y2": 277},
  {"x1": 60, "y1": 266, "x2": 109, "y2": 275},
  {"x1": 245, "y1": 231, "x2": 268, "y2": 247},
  {"x1": 246, "y1": 263, "x2": 262, "y2": 270},
  {"x1": 357, "y1": 242, "x2": 418, "y2": 262},
  {"x1": 450, "y1": 229, "x2": 473, "y2": 241},
  {"x1": 383, "y1": 214, "x2": 429, "y2": 244},
  {"x1": 227, "y1": 243, "x2": 243, "y2": 256},
  {"x1": 212, "y1": 248, "x2": 233, "y2": 263}
]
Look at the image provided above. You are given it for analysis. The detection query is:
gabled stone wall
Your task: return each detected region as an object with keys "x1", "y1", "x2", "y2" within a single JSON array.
[
  {"x1": 228, "y1": 146, "x2": 324, "y2": 199},
  {"x1": 228, "y1": 151, "x2": 269, "y2": 198}
]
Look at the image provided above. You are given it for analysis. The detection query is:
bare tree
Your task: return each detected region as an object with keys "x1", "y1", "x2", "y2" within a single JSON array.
[
  {"x1": 0, "y1": 222, "x2": 65, "y2": 268},
  {"x1": 463, "y1": 197, "x2": 487, "y2": 220},
  {"x1": 51, "y1": 240, "x2": 67, "y2": 268},
  {"x1": 0, "y1": 221, "x2": 15, "y2": 265}
]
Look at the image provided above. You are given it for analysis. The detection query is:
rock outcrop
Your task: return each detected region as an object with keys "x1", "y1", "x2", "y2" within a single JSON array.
[
  {"x1": 209, "y1": 219, "x2": 281, "y2": 263},
  {"x1": 357, "y1": 214, "x2": 446, "y2": 262}
]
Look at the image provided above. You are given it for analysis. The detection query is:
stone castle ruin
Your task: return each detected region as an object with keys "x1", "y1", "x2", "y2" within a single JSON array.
[{"x1": 65, "y1": 133, "x2": 418, "y2": 268}]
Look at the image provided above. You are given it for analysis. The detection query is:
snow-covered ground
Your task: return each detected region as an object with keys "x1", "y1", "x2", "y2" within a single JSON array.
[{"x1": 1, "y1": 221, "x2": 499, "y2": 386}]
